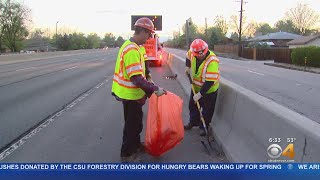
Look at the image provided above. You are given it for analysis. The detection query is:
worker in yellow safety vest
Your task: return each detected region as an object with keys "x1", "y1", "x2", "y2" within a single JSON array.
[
  {"x1": 139, "y1": 45, "x2": 153, "y2": 83},
  {"x1": 111, "y1": 17, "x2": 166, "y2": 162},
  {"x1": 184, "y1": 39, "x2": 220, "y2": 136}
]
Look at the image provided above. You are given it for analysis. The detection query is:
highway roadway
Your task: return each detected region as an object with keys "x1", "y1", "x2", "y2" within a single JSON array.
[
  {"x1": 165, "y1": 48, "x2": 320, "y2": 124},
  {"x1": 0, "y1": 49, "x2": 115, "y2": 151},
  {"x1": 0, "y1": 49, "x2": 226, "y2": 162}
]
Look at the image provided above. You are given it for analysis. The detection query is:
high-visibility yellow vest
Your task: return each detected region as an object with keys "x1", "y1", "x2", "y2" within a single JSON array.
[
  {"x1": 191, "y1": 50, "x2": 220, "y2": 93},
  {"x1": 112, "y1": 40, "x2": 146, "y2": 100},
  {"x1": 186, "y1": 50, "x2": 192, "y2": 60},
  {"x1": 140, "y1": 46, "x2": 148, "y2": 61}
]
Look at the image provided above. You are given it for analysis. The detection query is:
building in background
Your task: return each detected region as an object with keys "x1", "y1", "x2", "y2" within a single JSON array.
[
  {"x1": 287, "y1": 34, "x2": 320, "y2": 49},
  {"x1": 246, "y1": 32, "x2": 304, "y2": 47}
]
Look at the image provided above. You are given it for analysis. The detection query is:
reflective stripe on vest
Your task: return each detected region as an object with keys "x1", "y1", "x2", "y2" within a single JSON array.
[
  {"x1": 112, "y1": 40, "x2": 146, "y2": 100},
  {"x1": 140, "y1": 46, "x2": 148, "y2": 61},
  {"x1": 191, "y1": 51, "x2": 219, "y2": 93},
  {"x1": 126, "y1": 63, "x2": 143, "y2": 77},
  {"x1": 201, "y1": 56, "x2": 219, "y2": 81},
  {"x1": 113, "y1": 73, "x2": 137, "y2": 89}
]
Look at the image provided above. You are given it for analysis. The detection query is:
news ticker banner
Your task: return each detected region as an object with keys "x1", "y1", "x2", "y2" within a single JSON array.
[
  {"x1": 2, "y1": 163, "x2": 320, "y2": 180},
  {"x1": 1, "y1": 163, "x2": 320, "y2": 172}
]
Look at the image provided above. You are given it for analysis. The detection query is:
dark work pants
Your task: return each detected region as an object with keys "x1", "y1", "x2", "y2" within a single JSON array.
[
  {"x1": 121, "y1": 100, "x2": 143, "y2": 157},
  {"x1": 188, "y1": 89, "x2": 218, "y2": 129}
]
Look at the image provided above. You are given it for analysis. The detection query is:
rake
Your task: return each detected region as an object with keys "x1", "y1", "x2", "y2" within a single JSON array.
[{"x1": 186, "y1": 71, "x2": 222, "y2": 156}]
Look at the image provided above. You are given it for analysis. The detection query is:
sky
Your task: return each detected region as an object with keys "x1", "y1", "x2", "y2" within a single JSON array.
[{"x1": 19, "y1": 0, "x2": 320, "y2": 41}]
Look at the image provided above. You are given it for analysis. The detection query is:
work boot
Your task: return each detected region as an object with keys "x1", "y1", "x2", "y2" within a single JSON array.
[
  {"x1": 121, "y1": 153, "x2": 142, "y2": 163},
  {"x1": 200, "y1": 129, "x2": 206, "y2": 136},
  {"x1": 184, "y1": 123, "x2": 194, "y2": 130},
  {"x1": 137, "y1": 142, "x2": 145, "y2": 153}
]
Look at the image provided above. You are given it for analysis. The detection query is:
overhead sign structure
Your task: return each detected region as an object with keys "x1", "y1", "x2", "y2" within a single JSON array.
[{"x1": 131, "y1": 15, "x2": 162, "y2": 31}]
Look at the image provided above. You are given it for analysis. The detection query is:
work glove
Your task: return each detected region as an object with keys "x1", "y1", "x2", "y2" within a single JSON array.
[
  {"x1": 154, "y1": 87, "x2": 167, "y2": 97},
  {"x1": 185, "y1": 67, "x2": 191, "y2": 75},
  {"x1": 193, "y1": 92, "x2": 202, "y2": 102}
]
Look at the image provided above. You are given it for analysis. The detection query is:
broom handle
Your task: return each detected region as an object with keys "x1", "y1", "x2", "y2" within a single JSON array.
[{"x1": 186, "y1": 72, "x2": 208, "y2": 132}]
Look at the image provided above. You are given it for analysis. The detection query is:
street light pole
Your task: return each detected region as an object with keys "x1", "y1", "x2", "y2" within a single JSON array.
[{"x1": 56, "y1": 21, "x2": 59, "y2": 48}]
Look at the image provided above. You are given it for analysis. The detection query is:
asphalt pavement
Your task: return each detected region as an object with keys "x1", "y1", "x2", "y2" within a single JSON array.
[
  {"x1": 0, "y1": 49, "x2": 226, "y2": 162},
  {"x1": 0, "y1": 49, "x2": 116, "y2": 151}
]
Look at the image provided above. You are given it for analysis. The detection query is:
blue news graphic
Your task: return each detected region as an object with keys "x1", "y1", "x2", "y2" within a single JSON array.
[
  {"x1": 0, "y1": 163, "x2": 285, "y2": 171},
  {"x1": 1, "y1": 163, "x2": 320, "y2": 180}
]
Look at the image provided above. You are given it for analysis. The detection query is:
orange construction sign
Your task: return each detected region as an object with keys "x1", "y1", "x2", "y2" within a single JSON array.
[{"x1": 144, "y1": 38, "x2": 156, "y2": 58}]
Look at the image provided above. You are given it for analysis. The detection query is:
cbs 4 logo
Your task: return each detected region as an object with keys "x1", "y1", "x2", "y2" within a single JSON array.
[{"x1": 267, "y1": 144, "x2": 295, "y2": 159}]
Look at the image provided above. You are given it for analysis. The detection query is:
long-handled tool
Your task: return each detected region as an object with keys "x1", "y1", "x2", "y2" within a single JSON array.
[{"x1": 186, "y1": 71, "x2": 221, "y2": 156}]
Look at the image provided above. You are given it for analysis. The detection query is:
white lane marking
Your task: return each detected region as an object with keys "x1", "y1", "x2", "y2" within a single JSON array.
[
  {"x1": 0, "y1": 78, "x2": 111, "y2": 161},
  {"x1": 172, "y1": 54, "x2": 185, "y2": 62},
  {"x1": 95, "y1": 82, "x2": 105, "y2": 89},
  {"x1": 296, "y1": 83, "x2": 301, "y2": 86},
  {"x1": 63, "y1": 66, "x2": 78, "y2": 71},
  {"x1": 248, "y1": 70, "x2": 265, "y2": 76},
  {"x1": 15, "y1": 67, "x2": 36, "y2": 71}
]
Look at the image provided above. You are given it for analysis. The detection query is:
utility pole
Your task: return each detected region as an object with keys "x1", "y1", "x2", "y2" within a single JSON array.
[
  {"x1": 186, "y1": 17, "x2": 192, "y2": 49},
  {"x1": 56, "y1": 21, "x2": 59, "y2": 48},
  {"x1": 186, "y1": 19, "x2": 189, "y2": 49},
  {"x1": 205, "y1": 17, "x2": 208, "y2": 42},
  {"x1": 177, "y1": 24, "x2": 180, "y2": 36},
  {"x1": 238, "y1": 0, "x2": 245, "y2": 57}
]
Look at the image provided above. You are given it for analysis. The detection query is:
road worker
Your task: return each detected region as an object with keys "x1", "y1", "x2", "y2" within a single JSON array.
[
  {"x1": 140, "y1": 45, "x2": 153, "y2": 83},
  {"x1": 111, "y1": 17, "x2": 166, "y2": 162},
  {"x1": 184, "y1": 39, "x2": 220, "y2": 136}
]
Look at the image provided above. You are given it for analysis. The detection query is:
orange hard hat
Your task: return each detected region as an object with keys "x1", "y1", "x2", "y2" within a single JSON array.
[
  {"x1": 190, "y1": 39, "x2": 208, "y2": 57},
  {"x1": 134, "y1": 17, "x2": 155, "y2": 32}
]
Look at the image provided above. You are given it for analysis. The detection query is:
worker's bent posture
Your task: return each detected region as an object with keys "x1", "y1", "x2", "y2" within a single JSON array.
[
  {"x1": 184, "y1": 39, "x2": 220, "y2": 136},
  {"x1": 111, "y1": 17, "x2": 166, "y2": 162}
]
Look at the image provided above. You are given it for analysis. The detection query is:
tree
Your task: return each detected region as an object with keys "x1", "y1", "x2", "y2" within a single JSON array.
[
  {"x1": 58, "y1": 34, "x2": 70, "y2": 51},
  {"x1": 229, "y1": 15, "x2": 257, "y2": 39},
  {"x1": 182, "y1": 22, "x2": 198, "y2": 47},
  {"x1": 243, "y1": 21, "x2": 257, "y2": 38},
  {"x1": 23, "y1": 28, "x2": 51, "y2": 52},
  {"x1": 86, "y1": 33, "x2": 101, "y2": 49},
  {"x1": 214, "y1": 15, "x2": 228, "y2": 35},
  {"x1": 103, "y1": 33, "x2": 116, "y2": 47},
  {"x1": 208, "y1": 27, "x2": 225, "y2": 49},
  {"x1": 0, "y1": 1, "x2": 4, "y2": 52},
  {"x1": 0, "y1": 0, "x2": 31, "y2": 52},
  {"x1": 30, "y1": 29, "x2": 44, "y2": 39},
  {"x1": 274, "y1": 19, "x2": 300, "y2": 34},
  {"x1": 72, "y1": 33, "x2": 87, "y2": 49},
  {"x1": 114, "y1": 36, "x2": 125, "y2": 47},
  {"x1": 285, "y1": 3, "x2": 320, "y2": 35},
  {"x1": 256, "y1": 23, "x2": 275, "y2": 35},
  {"x1": 230, "y1": 32, "x2": 239, "y2": 42}
]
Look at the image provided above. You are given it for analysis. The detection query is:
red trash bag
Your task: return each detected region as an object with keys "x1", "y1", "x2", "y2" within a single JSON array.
[{"x1": 145, "y1": 91, "x2": 184, "y2": 157}]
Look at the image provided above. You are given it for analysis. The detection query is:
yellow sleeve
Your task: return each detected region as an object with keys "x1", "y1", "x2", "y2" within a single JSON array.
[
  {"x1": 186, "y1": 50, "x2": 192, "y2": 60},
  {"x1": 124, "y1": 49, "x2": 143, "y2": 78}
]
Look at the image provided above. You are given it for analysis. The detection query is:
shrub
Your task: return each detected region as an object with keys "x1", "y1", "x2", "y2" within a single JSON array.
[{"x1": 291, "y1": 46, "x2": 320, "y2": 67}]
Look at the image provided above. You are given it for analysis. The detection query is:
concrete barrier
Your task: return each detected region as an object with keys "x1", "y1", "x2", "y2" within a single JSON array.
[{"x1": 167, "y1": 51, "x2": 320, "y2": 162}]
